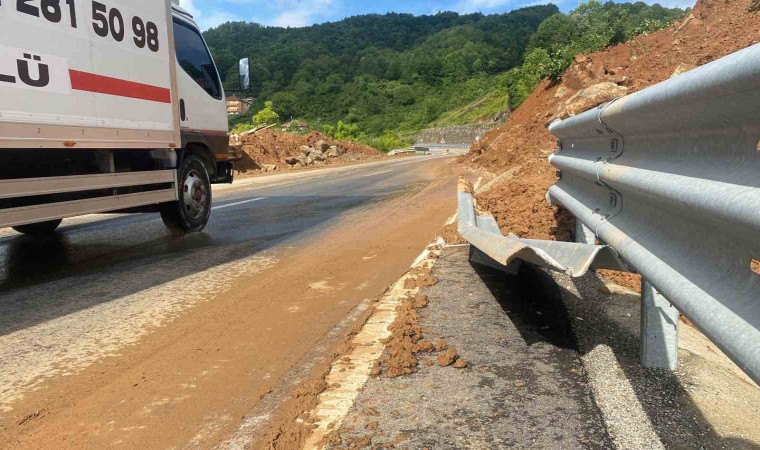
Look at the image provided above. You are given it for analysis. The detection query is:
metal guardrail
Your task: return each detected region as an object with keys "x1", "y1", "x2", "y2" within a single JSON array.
[
  {"x1": 548, "y1": 43, "x2": 760, "y2": 384},
  {"x1": 415, "y1": 143, "x2": 471, "y2": 150},
  {"x1": 459, "y1": 43, "x2": 760, "y2": 385},
  {"x1": 457, "y1": 179, "x2": 627, "y2": 276}
]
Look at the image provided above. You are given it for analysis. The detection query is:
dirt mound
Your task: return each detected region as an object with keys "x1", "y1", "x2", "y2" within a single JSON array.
[
  {"x1": 466, "y1": 0, "x2": 760, "y2": 286},
  {"x1": 377, "y1": 296, "x2": 423, "y2": 378},
  {"x1": 233, "y1": 130, "x2": 385, "y2": 176}
]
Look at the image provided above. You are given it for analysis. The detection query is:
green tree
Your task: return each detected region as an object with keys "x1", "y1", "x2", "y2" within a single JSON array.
[{"x1": 253, "y1": 101, "x2": 280, "y2": 126}]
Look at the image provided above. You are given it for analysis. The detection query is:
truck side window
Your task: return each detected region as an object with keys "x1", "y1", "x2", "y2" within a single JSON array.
[{"x1": 173, "y1": 19, "x2": 222, "y2": 100}]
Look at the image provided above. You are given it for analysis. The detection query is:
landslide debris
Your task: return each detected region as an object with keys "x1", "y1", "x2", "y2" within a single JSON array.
[
  {"x1": 402, "y1": 267, "x2": 438, "y2": 290},
  {"x1": 377, "y1": 296, "x2": 423, "y2": 378},
  {"x1": 231, "y1": 130, "x2": 385, "y2": 176},
  {"x1": 375, "y1": 294, "x2": 468, "y2": 377},
  {"x1": 466, "y1": 0, "x2": 760, "y2": 290}
]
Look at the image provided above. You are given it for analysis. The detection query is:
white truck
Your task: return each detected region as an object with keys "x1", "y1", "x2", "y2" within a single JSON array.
[{"x1": 0, "y1": 0, "x2": 233, "y2": 234}]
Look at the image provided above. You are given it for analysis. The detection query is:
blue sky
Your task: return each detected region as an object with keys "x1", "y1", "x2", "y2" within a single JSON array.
[{"x1": 180, "y1": 0, "x2": 695, "y2": 31}]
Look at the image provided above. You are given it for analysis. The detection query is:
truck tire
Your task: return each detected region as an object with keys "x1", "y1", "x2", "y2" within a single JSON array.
[
  {"x1": 12, "y1": 219, "x2": 63, "y2": 235},
  {"x1": 160, "y1": 155, "x2": 212, "y2": 233}
]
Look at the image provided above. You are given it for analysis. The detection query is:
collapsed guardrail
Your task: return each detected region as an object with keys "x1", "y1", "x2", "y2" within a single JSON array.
[
  {"x1": 461, "y1": 43, "x2": 760, "y2": 385},
  {"x1": 457, "y1": 178, "x2": 627, "y2": 276}
]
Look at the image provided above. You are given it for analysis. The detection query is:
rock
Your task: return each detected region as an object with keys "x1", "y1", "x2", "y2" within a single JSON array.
[
  {"x1": 436, "y1": 349, "x2": 458, "y2": 367},
  {"x1": 306, "y1": 146, "x2": 320, "y2": 155},
  {"x1": 609, "y1": 74, "x2": 628, "y2": 85},
  {"x1": 674, "y1": 14, "x2": 702, "y2": 33},
  {"x1": 260, "y1": 164, "x2": 277, "y2": 172},
  {"x1": 554, "y1": 85, "x2": 571, "y2": 98},
  {"x1": 670, "y1": 63, "x2": 696, "y2": 78},
  {"x1": 299, "y1": 145, "x2": 312, "y2": 155},
  {"x1": 453, "y1": 359, "x2": 467, "y2": 369},
  {"x1": 416, "y1": 340, "x2": 434, "y2": 353},
  {"x1": 315, "y1": 140, "x2": 330, "y2": 152},
  {"x1": 413, "y1": 294, "x2": 429, "y2": 309},
  {"x1": 555, "y1": 82, "x2": 628, "y2": 119},
  {"x1": 574, "y1": 54, "x2": 587, "y2": 64},
  {"x1": 433, "y1": 339, "x2": 448, "y2": 352},
  {"x1": 311, "y1": 152, "x2": 326, "y2": 162},
  {"x1": 284, "y1": 156, "x2": 299, "y2": 165}
]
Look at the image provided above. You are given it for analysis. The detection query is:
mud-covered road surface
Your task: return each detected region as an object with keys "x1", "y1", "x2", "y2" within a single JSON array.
[{"x1": 0, "y1": 155, "x2": 461, "y2": 449}]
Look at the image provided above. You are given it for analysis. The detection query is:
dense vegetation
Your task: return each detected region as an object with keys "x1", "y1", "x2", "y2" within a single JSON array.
[{"x1": 205, "y1": 2, "x2": 685, "y2": 150}]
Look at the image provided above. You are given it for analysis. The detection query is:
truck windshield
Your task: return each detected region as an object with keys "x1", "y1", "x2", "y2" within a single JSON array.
[{"x1": 173, "y1": 19, "x2": 222, "y2": 100}]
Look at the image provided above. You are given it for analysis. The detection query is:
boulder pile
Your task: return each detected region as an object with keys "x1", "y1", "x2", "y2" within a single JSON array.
[
  {"x1": 232, "y1": 130, "x2": 385, "y2": 175},
  {"x1": 284, "y1": 140, "x2": 346, "y2": 167}
]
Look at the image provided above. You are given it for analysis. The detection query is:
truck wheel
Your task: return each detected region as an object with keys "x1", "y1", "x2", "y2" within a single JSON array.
[
  {"x1": 12, "y1": 219, "x2": 63, "y2": 235},
  {"x1": 161, "y1": 155, "x2": 212, "y2": 233}
]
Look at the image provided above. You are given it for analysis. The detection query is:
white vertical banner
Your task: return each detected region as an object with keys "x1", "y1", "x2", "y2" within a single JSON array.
[{"x1": 239, "y1": 57, "x2": 250, "y2": 90}]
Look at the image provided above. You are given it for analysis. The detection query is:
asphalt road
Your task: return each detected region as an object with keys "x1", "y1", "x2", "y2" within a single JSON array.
[
  {"x1": 331, "y1": 247, "x2": 612, "y2": 449},
  {"x1": 0, "y1": 154, "x2": 462, "y2": 449}
]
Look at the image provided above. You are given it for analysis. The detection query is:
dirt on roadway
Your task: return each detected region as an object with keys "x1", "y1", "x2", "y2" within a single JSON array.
[{"x1": 0, "y1": 159, "x2": 461, "y2": 449}]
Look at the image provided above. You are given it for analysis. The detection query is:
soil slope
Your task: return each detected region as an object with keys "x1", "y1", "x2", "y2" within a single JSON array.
[{"x1": 466, "y1": 0, "x2": 760, "y2": 289}]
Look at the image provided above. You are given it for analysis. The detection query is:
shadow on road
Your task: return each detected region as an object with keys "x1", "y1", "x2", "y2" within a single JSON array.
[
  {"x1": 469, "y1": 254, "x2": 757, "y2": 449},
  {"x1": 470, "y1": 261, "x2": 576, "y2": 351}
]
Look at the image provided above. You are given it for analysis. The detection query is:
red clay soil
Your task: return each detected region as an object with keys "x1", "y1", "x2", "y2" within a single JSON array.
[
  {"x1": 467, "y1": 0, "x2": 760, "y2": 287},
  {"x1": 234, "y1": 130, "x2": 385, "y2": 176},
  {"x1": 598, "y1": 269, "x2": 643, "y2": 293}
]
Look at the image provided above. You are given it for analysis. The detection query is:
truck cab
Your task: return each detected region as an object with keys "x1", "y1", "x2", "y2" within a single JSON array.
[
  {"x1": 162, "y1": 3, "x2": 234, "y2": 232},
  {"x1": 171, "y1": 4, "x2": 233, "y2": 185}
]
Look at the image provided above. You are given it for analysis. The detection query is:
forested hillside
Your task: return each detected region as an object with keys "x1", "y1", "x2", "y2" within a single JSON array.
[{"x1": 204, "y1": 2, "x2": 685, "y2": 149}]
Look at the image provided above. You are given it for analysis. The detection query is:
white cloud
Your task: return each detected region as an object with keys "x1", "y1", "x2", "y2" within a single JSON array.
[
  {"x1": 199, "y1": 11, "x2": 240, "y2": 30},
  {"x1": 180, "y1": 0, "x2": 240, "y2": 30},
  {"x1": 272, "y1": 10, "x2": 313, "y2": 27},
  {"x1": 453, "y1": 0, "x2": 515, "y2": 13},
  {"x1": 179, "y1": 0, "x2": 201, "y2": 17},
  {"x1": 231, "y1": 0, "x2": 337, "y2": 27}
]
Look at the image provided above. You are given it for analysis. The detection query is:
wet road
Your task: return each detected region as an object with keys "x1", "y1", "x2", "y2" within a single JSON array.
[
  {"x1": 0, "y1": 154, "x2": 461, "y2": 449},
  {"x1": 0, "y1": 156, "x2": 444, "y2": 291}
]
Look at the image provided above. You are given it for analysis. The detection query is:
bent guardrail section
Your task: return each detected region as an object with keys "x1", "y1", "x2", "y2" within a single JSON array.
[
  {"x1": 548, "y1": 43, "x2": 760, "y2": 384},
  {"x1": 456, "y1": 178, "x2": 626, "y2": 277}
]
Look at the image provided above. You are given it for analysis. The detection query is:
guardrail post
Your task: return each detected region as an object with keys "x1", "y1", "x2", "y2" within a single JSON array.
[
  {"x1": 640, "y1": 280, "x2": 679, "y2": 371},
  {"x1": 575, "y1": 221, "x2": 596, "y2": 245}
]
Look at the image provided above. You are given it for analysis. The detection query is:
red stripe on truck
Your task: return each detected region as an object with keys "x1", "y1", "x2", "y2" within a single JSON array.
[{"x1": 69, "y1": 70, "x2": 171, "y2": 104}]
